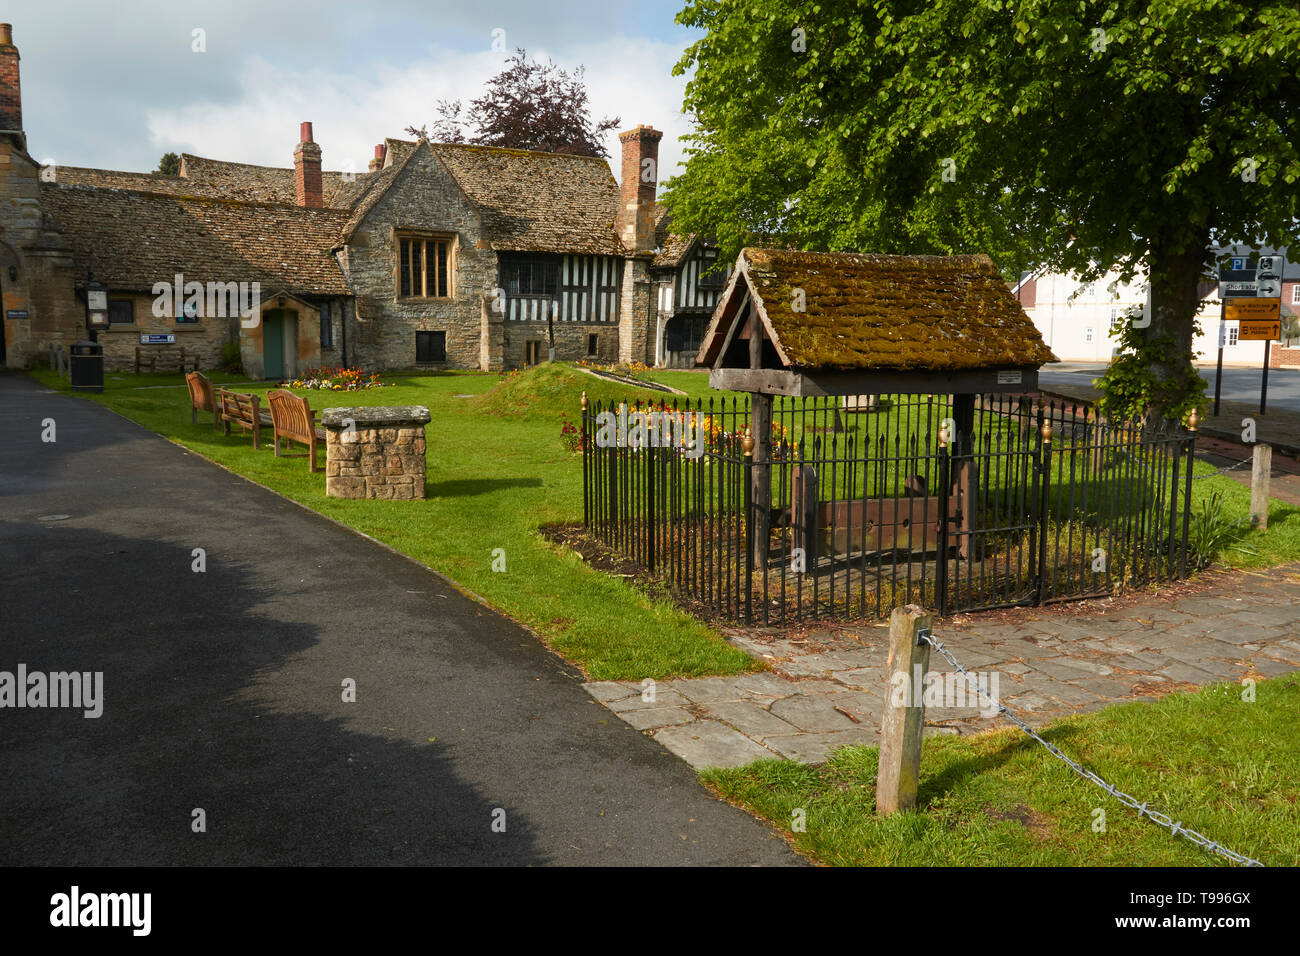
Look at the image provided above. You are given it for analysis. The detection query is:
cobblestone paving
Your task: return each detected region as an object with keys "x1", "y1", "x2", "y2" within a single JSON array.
[{"x1": 584, "y1": 565, "x2": 1300, "y2": 768}]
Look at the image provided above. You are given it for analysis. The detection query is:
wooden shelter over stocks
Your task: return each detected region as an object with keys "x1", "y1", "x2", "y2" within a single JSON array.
[
  {"x1": 697, "y1": 248, "x2": 1057, "y2": 396},
  {"x1": 698, "y1": 248, "x2": 1058, "y2": 568}
]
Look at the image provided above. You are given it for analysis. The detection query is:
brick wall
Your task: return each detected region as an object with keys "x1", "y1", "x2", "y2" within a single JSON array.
[
  {"x1": 0, "y1": 24, "x2": 20, "y2": 133},
  {"x1": 1268, "y1": 345, "x2": 1300, "y2": 369}
]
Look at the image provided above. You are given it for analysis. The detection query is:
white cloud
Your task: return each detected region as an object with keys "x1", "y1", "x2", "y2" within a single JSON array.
[{"x1": 144, "y1": 37, "x2": 692, "y2": 185}]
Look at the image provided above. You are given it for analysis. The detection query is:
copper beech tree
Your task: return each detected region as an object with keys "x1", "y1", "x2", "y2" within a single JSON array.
[{"x1": 410, "y1": 49, "x2": 619, "y2": 158}]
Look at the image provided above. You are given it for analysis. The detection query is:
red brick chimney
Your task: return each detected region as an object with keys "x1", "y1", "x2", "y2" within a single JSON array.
[
  {"x1": 0, "y1": 23, "x2": 22, "y2": 134},
  {"x1": 294, "y1": 121, "x2": 323, "y2": 208},
  {"x1": 615, "y1": 125, "x2": 662, "y2": 254},
  {"x1": 368, "y1": 143, "x2": 386, "y2": 173}
]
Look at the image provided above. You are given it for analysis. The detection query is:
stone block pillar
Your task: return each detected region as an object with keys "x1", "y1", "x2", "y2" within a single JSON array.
[{"x1": 322, "y1": 405, "x2": 430, "y2": 500}]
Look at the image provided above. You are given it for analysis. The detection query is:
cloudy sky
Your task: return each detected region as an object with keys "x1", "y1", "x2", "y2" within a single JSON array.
[{"x1": 8, "y1": 0, "x2": 700, "y2": 184}]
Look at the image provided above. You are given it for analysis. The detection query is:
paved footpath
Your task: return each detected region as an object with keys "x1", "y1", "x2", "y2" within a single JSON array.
[
  {"x1": 0, "y1": 374, "x2": 799, "y2": 865},
  {"x1": 588, "y1": 569, "x2": 1300, "y2": 768}
]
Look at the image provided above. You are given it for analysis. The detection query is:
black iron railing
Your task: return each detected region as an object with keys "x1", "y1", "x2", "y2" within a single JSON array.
[{"x1": 581, "y1": 393, "x2": 1197, "y2": 625}]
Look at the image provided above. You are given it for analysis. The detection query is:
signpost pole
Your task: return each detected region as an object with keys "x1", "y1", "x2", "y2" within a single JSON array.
[
  {"x1": 1261, "y1": 340, "x2": 1270, "y2": 415},
  {"x1": 1214, "y1": 299, "x2": 1225, "y2": 417}
]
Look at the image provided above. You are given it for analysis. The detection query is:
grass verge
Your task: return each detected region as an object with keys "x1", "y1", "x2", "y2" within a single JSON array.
[{"x1": 702, "y1": 675, "x2": 1300, "y2": 866}]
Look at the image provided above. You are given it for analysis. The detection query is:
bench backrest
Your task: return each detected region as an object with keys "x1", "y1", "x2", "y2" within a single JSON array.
[
  {"x1": 186, "y1": 371, "x2": 215, "y2": 411},
  {"x1": 136, "y1": 345, "x2": 191, "y2": 358},
  {"x1": 218, "y1": 388, "x2": 260, "y2": 424},
  {"x1": 266, "y1": 389, "x2": 315, "y2": 445}
]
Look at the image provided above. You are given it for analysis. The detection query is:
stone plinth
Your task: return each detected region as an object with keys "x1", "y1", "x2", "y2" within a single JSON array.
[{"x1": 322, "y1": 406, "x2": 430, "y2": 500}]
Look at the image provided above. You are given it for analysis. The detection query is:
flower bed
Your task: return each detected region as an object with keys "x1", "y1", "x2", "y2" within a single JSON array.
[{"x1": 282, "y1": 366, "x2": 387, "y2": 391}]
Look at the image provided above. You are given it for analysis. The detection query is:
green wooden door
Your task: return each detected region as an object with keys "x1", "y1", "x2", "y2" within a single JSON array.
[{"x1": 263, "y1": 313, "x2": 284, "y2": 381}]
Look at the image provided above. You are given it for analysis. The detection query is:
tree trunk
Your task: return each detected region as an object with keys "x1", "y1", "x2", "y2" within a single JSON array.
[{"x1": 1142, "y1": 242, "x2": 1206, "y2": 429}]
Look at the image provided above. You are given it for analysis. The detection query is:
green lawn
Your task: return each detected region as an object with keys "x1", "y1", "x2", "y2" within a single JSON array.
[
  {"x1": 26, "y1": 360, "x2": 1298, "y2": 678},
  {"x1": 27, "y1": 363, "x2": 756, "y2": 681},
  {"x1": 703, "y1": 675, "x2": 1300, "y2": 866}
]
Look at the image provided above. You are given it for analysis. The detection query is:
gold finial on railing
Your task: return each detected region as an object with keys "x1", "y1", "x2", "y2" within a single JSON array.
[
  {"x1": 1040, "y1": 420, "x2": 1053, "y2": 444},
  {"x1": 741, "y1": 427, "x2": 755, "y2": 457},
  {"x1": 1187, "y1": 407, "x2": 1199, "y2": 432},
  {"x1": 581, "y1": 390, "x2": 588, "y2": 412}
]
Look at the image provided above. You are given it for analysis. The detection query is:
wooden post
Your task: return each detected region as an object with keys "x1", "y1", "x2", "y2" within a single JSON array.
[
  {"x1": 1250, "y1": 444, "x2": 1272, "y2": 530},
  {"x1": 952, "y1": 394, "x2": 977, "y2": 559},
  {"x1": 877, "y1": 604, "x2": 933, "y2": 816},
  {"x1": 748, "y1": 305, "x2": 773, "y2": 567}
]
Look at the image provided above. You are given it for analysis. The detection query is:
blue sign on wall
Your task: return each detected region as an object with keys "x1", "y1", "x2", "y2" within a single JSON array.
[{"x1": 140, "y1": 333, "x2": 176, "y2": 345}]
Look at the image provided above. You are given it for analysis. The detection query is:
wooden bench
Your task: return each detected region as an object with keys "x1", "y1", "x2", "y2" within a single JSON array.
[
  {"x1": 135, "y1": 346, "x2": 200, "y2": 374},
  {"x1": 218, "y1": 388, "x2": 269, "y2": 449},
  {"x1": 266, "y1": 389, "x2": 326, "y2": 472},
  {"x1": 186, "y1": 371, "x2": 221, "y2": 430},
  {"x1": 789, "y1": 465, "x2": 964, "y2": 560}
]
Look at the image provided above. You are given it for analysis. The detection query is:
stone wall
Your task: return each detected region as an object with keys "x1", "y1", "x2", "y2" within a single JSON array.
[
  {"x1": 499, "y1": 318, "x2": 620, "y2": 369},
  {"x1": 322, "y1": 405, "x2": 430, "y2": 500},
  {"x1": 618, "y1": 255, "x2": 654, "y2": 365},
  {"x1": 344, "y1": 145, "x2": 494, "y2": 371},
  {"x1": 97, "y1": 291, "x2": 236, "y2": 372},
  {"x1": 1, "y1": 140, "x2": 83, "y2": 368}
]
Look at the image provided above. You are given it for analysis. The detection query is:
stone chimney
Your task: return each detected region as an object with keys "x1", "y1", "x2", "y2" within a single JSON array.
[
  {"x1": 294, "y1": 121, "x2": 323, "y2": 208},
  {"x1": 368, "y1": 143, "x2": 386, "y2": 173},
  {"x1": 615, "y1": 125, "x2": 662, "y2": 254},
  {"x1": 0, "y1": 23, "x2": 22, "y2": 134}
]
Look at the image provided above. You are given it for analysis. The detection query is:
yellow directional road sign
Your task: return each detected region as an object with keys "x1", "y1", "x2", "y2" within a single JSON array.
[
  {"x1": 1239, "y1": 320, "x2": 1281, "y2": 341},
  {"x1": 1226, "y1": 298, "x2": 1281, "y2": 321}
]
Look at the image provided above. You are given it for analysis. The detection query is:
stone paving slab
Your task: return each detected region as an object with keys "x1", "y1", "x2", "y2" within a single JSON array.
[{"x1": 583, "y1": 563, "x2": 1300, "y2": 769}]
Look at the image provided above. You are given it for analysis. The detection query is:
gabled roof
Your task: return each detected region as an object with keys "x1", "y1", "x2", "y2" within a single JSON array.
[
  {"x1": 346, "y1": 139, "x2": 625, "y2": 255},
  {"x1": 434, "y1": 143, "x2": 622, "y2": 255},
  {"x1": 40, "y1": 183, "x2": 351, "y2": 295},
  {"x1": 338, "y1": 140, "x2": 433, "y2": 241},
  {"x1": 699, "y1": 248, "x2": 1057, "y2": 372},
  {"x1": 651, "y1": 206, "x2": 696, "y2": 268}
]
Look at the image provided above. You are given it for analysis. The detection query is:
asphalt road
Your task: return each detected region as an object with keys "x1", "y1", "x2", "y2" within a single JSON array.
[
  {"x1": 1040, "y1": 363, "x2": 1300, "y2": 412},
  {"x1": 0, "y1": 373, "x2": 799, "y2": 866}
]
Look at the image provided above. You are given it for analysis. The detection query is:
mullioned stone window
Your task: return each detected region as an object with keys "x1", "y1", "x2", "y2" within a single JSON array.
[{"x1": 398, "y1": 235, "x2": 453, "y2": 299}]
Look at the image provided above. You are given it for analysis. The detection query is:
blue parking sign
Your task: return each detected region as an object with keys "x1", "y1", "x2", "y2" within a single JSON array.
[{"x1": 1231, "y1": 256, "x2": 1246, "y2": 271}]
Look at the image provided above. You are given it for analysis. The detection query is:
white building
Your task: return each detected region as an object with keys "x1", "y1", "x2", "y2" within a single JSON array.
[{"x1": 1015, "y1": 250, "x2": 1300, "y2": 368}]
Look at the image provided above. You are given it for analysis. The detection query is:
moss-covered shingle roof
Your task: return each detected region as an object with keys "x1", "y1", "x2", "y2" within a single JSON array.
[
  {"x1": 40, "y1": 183, "x2": 351, "y2": 295},
  {"x1": 703, "y1": 248, "x2": 1057, "y2": 372},
  {"x1": 651, "y1": 206, "x2": 695, "y2": 268}
]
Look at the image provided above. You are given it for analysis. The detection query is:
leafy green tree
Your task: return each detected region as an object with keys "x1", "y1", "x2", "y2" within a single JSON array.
[
  {"x1": 156, "y1": 152, "x2": 180, "y2": 176},
  {"x1": 666, "y1": 0, "x2": 1300, "y2": 422}
]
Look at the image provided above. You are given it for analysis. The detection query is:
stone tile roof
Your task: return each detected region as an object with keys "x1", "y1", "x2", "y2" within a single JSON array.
[
  {"x1": 180, "y1": 154, "x2": 370, "y2": 207},
  {"x1": 349, "y1": 138, "x2": 625, "y2": 255},
  {"x1": 702, "y1": 248, "x2": 1057, "y2": 371},
  {"x1": 652, "y1": 206, "x2": 695, "y2": 268},
  {"x1": 433, "y1": 143, "x2": 623, "y2": 255},
  {"x1": 54, "y1": 160, "x2": 368, "y2": 207},
  {"x1": 40, "y1": 183, "x2": 351, "y2": 295},
  {"x1": 50, "y1": 166, "x2": 218, "y2": 197}
]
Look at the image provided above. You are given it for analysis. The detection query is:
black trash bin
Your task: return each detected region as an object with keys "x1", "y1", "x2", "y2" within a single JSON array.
[{"x1": 70, "y1": 340, "x2": 104, "y2": 394}]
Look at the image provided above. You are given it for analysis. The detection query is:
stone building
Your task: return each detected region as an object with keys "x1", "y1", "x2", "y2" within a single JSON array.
[{"x1": 0, "y1": 22, "x2": 686, "y2": 375}]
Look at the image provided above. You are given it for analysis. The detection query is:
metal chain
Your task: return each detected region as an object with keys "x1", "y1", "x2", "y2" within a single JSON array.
[
  {"x1": 918, "y1": 630, "x2": 1264, "y2": 867},
  {"x1": 1192, "y1": 456, "x2": 1252, "y2": 480}
]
